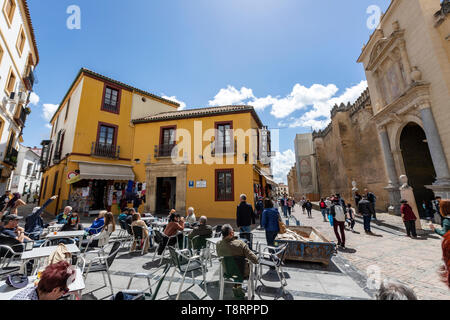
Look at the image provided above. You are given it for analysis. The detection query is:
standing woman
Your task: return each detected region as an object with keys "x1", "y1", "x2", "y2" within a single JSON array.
[
  {"x1": 430, "y1": 199, "x2": 450, "y2": 237},
  {"x1": 287, "y1": 198, "x2": 293, "y2": 217},
  {"x1": 319, "y1": 198, "x2": 328, "y2": 222},
  {"x1": 400, "y1": 200, "x2": 417, "y2": 239},
  {"x1": 261, "y1": 199, "x2": 280, "y2": 247}
]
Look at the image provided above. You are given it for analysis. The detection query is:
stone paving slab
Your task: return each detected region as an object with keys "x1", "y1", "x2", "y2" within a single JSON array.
[{"x1": 292, "y1": 206, "x2": 450, "y2": 300}]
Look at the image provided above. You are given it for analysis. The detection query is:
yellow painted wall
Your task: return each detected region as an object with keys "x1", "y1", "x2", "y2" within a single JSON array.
[{"x1": 133, "y1": 112, "x2": 264, "y2": 219}]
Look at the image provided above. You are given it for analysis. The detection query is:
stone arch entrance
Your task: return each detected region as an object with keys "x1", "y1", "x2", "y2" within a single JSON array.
[{"x1": 400, "y1": 122, "x2": 436, "y2": 218}]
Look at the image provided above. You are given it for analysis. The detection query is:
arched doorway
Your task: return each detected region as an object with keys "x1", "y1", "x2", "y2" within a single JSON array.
[{"x1": 400, "y1": 123, "x2": 436, "y2": 218}]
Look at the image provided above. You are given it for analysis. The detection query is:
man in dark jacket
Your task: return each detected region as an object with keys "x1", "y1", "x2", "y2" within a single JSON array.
[
  {"x1": 188, "y1": 216, "x2": 213, "y2": 240},
  {"x1": 364, "y1": 188, "x2": 377, "y2": 221},
  {"x1": 25, "y1": 195, "x2": 58, "y2": 240},
  {"x1": 358, "y1": 196, "x2": 374, "y2": 234},
  {"x1": 236, "y1": 194, "x2": 255, "y2": 233}
]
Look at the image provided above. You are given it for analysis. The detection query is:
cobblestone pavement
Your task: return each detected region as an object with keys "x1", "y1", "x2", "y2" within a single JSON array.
[{"x1": 292, "y1": 206, "x2": 450, "y2": 300}]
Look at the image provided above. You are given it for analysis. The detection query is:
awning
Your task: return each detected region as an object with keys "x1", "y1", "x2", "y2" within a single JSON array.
[
  {"x1": 78, "y1": 162, "x2": 135, "y2": 181},
  {"x1": 253, "y1": 165, "x2": 277, "y2": 186}
]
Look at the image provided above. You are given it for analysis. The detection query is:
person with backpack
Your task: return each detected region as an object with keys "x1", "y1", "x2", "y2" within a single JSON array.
[
  {"x1": 346, "y1": 203, "x2": 356, "y2": 232},
  {"x1": 304, "y1": 200, "x2": 313, "y2": 218},
  {"x1": 358, "y1": 195, "x2": 375, "y2": 234},
  {"x1": 330, "y1": 197, "x2": 346, "y2": 249},
  {"x1": 365, "y1": 188, "x2": 377, "y2": 221},
  {"x1": 319, "y1": 198, "x2": 328, "y2": 222}
]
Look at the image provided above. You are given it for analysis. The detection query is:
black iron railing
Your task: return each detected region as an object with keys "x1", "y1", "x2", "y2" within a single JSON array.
[
  {"x1": 91, "y1": 142, "x2": 120, "y2": 159},
  {"x1": 24, "y1": 70, "x2": 35, "y2": 91},
  {"x1": 4, "y1": 147, "x2": 18, "y2": 166},
  {"x1": 155, "y1": 144, "x2": 176, "y2": 157}
]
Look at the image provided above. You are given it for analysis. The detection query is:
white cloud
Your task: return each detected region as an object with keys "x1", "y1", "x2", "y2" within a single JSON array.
[
  {"x1": 278, "y1": 80, "x2": 368, "y2": 130},
  {"x1": 45, "y1": 124, "x2": 52, "y2": 129},
  {"x1": 271, "y1": 149, "x2": 296, "y2": 184},
  {"x1": 42, "y1": 104, "x2": 59, "y2": 122},
  {"x1": 208, "y1": 86, "x2": 255, "y2": 107},
  {"x1": 208, "y1": 81, "x2": 366, "y2": 123},
  {"x1": 29, "y1": 92, "x2": 40, "y2": 106},
  {"x1": 162, "y1": 96, "x2": 187, "y2": 111}
]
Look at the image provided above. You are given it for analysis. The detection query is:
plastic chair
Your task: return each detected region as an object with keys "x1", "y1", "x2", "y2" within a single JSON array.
[
  {"x1": 219, "y1": 256, "x2": 255, "y2": 300},
  {"x1": 167, "y1": 246, "x2": 208, "y2": 300},
  {"x1": 131, "y1": 225, "x2": 149, "y2": 255}
]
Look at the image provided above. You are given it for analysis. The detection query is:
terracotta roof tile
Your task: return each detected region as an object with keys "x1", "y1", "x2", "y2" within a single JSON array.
[{"x1": 21, "y1": 0, "x2": 39, "y2": 65}]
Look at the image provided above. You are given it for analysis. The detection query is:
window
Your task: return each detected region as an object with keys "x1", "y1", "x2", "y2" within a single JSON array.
[
  {"x1": 215, "y1": 169, "x2": 234, "y2": 201},
  {"x1": 16, "y1": 26, "x2": 25, "y2": 56},
  {"x1": 5, "y1": 68, "x2": 16, "y2": 95},
  {"x1": 51, "y1": 171, "x2": 59, "y2": 196},
  {"x1": 158, "y1": 126, "x2": 176, "y2": 157},
  {"x1": 102, "y1": 85, "x2": 121, "y2": 114},
  {"x1": 98, "y1": 125, "x2": 115, "y2": 146},
  {"x1": 26, "y1": 163, "x2": 32, "y2": 176},
  {"x1": 215, "y1": 122, "x2": 233, "y2": 154},
  {"x1": 3, "y1": 0, "x2": 15, "y2": 26},
  {"x1": 65, "y1": 98, "x2": 70, "y2": 121},
  {"x1": 47, "y1": 143, "x2": 53, "y2": 167}
]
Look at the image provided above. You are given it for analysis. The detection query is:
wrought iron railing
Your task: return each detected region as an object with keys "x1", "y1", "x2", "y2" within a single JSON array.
[
  {"x1": 91, "y1": 142, "x2": 120, "y2": 159},
  {"x1": 155, "y1": 144, "x2": 176, "y2": 158},
  {"x1": 4, "y1": 147, "x2": 18, "y2": 166},
  {"x1": 24, "y1": 70, "x2": 35, "y2": 91}
]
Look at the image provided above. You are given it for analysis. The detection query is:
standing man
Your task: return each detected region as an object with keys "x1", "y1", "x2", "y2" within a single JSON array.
[
  {"x1": 330, "y1": 197, "x2": 346, "y2": 249},
  {"x1": 358, "y1": 195, "x2": 374, "y2": 235},
  {"x1": 236, "y1": 194, "x2": 256, "y2": 233},
  {"x1": 255, "y1": 197, "x2": 264, "y2": 229},
  {"x1": 261, "y1": 199, "x2": 280, "y2": 247},
  {"x1": 354, "y1": 191, "x2": 362, "y2": 214},
  {"x1": 365, "y1": 188, "x2": 377, "y2": 221}
]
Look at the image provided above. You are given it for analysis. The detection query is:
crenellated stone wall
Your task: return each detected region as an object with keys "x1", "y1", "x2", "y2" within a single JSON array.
[{"x1": 312, "y1": 88, "x2": 390, "y2": 211}]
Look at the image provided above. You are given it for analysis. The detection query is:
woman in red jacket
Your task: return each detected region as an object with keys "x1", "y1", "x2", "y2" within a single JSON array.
[{"x1": 400, "y1": 199, "x2": 417, "y2": 238}]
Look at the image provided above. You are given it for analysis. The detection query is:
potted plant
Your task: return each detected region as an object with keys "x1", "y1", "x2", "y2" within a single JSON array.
[{"x1": 23, "y1": 107, "x2": 31, "y2": 115}]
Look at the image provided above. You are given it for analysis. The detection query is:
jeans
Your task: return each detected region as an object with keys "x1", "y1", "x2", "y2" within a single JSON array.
[
  {"x1": 307, "y1": 209, "x2": 312, "y2": 217},
  {"x1": 333, "y1": 221, "x2": 345, "y2": 246},
  {"x1": 287, "y1": 207, "x2": 292, "y2": 216},
  {"x1": 282, "y1": 206, "x2": 288, "y2": 217},
  {"x1": 404, "y1": 220, "x2": 417, "y2": 237},
  {"x1": 321, "y1": 209, "x2": 327, "y2": 221},
  {"x1": 363, "y1": 215, "x2": 371, "y2": 232},
  {"x1": 240, "y1": 226, "x2": 251, "y2": 233},
  {"x1": 265, "y1": 231, "x2": 278, "y2": 247}
]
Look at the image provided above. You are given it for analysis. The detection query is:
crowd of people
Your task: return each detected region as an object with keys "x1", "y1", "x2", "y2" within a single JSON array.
[{"x1": 0, "y1": 187, "x2": 448, "y2": 301}]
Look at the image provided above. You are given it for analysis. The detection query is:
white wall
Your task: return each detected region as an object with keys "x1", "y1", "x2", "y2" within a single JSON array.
[
  {"x1": 10, "y1": 145, "x2": 41, "y2": 201},
  {"x1": 131, "y1": 93, "x2": 178, "y2": 120}
]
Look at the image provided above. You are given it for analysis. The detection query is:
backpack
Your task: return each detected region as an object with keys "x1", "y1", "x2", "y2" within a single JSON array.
[
  {"x1": 334, "y1": 205, "x2": 345, "y2": 222},
  {"x1": 320, "y1": 202, "x2": 326, "y2": 209}
]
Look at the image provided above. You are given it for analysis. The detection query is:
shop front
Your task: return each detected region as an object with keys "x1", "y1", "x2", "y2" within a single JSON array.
[{"x1": 67, "y1": 161, "x2": 144, "y2": 215}]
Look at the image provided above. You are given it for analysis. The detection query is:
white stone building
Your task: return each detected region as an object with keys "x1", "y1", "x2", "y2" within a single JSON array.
[
  {"x1": 10, "y1": 144, "x2": 41, "y2": 202},
  {"x1": 0, "y1": 0, "x2": 39, "y2": 194}
]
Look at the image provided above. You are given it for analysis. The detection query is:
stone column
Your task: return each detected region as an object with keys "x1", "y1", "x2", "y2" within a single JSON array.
[
  {"x1": 378, "y1": 125, "x2": 401, "y2": 215},
  {"x1": 419, "y1": 103, "x2": 450, "y2": 184}
]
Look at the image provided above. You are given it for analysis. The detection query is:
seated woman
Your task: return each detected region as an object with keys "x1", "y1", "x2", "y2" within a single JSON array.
[
  {"x1": 130, "y1": 213, "x2": 150, "y2": 254},
  {"x1": 84, "y1": 211, "x2": 105, "y2": 235},
  {"x1": 61, "y1": 212, "x2": 83, "y2": 231},
  {"x1": 157, "y1": 213, "x2": 185, "y2": 255},
  {"x1": 81, "y1": 212, "x2": 115, "y2": 250}
]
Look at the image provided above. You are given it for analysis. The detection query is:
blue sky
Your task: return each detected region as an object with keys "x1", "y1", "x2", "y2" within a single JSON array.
[{"x1": 24, "y1": 0, "x2": 390, "y2": 183}]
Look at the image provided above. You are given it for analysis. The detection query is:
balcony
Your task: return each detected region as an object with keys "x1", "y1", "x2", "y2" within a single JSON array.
[
  {"x1": 4, "y1": 147, "x2": 18, "y2": 167},
  {"x1": 154, "y1": 144, "x2": 176, "y2": 158},
  {"x1": 91, "y1": 142, "x2": 120, "y2": 159},
  {"x1": 24, "y1": 70, "x2": 35, "y2": 91},
  {"x1": 14, "y1": 107, "x2": 29, "y2": 127}
]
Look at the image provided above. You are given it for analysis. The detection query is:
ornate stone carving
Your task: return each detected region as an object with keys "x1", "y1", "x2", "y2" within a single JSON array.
[
  {"x1": 399, "y1": 174, "x2": 411, "y2": 190},
  {"x1": 410, "y1": 66, "x2": 422, "y2": 82}
]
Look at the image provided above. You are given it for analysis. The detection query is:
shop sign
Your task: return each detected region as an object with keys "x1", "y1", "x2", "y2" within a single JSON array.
[
  {"x1": 196, "y1": 180, "x2": 207, "y2": 188},
  {"x1": 188, "y1": 181, "x2": 194, "y2": 188},
  {"x1": 66, "y1": 171, "x2": 81, "y2": 184}
]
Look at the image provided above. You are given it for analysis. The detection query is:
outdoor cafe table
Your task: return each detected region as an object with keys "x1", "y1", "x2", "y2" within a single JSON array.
[
  {"x1": 21, "y1": 244, "x2": 81, "y2": 275},
  {"x1": 141, "y1": 217, "x2": 157, "y2": 222},
  {"x1": 45, "y1": 230, "x2": 86, "y2": 240},
  {"x1": 0, "y1": 267, "x2": 85, "y2": 300},
  {"x1": 47, "y1": 224, "x2": 64, "y2": 232}
]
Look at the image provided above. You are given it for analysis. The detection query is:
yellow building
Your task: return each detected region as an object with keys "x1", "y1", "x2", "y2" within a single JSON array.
[
  {"x1": 40, "y1": 69, "x2": 276, "y2": 219},
  {"x1": 39, "y1": 68, "x2": 179, "y2": 215},
  {"x1": 132, "y1": 105, "x2": 276, "y2": 219}
]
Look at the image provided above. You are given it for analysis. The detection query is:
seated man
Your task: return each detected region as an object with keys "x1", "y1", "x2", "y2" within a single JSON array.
[
  {"x1": 84, "y1": 211, "x2": 105, "y2": 235},
  {"x1": 1, "y1": 214, "x2": 32, "y2": 244},
  {"x1": 216, "y1": 224, "x2": 259, "y2": 299},
  {"x1": 56, "y1": 206, "x2": 72, "y2": 225},
  {"x1": 25, "y1": 195, "x2": 58, "y2": 240},
  {"x1": 187, "y1": 216, "x2": 212, "y2": 247}
]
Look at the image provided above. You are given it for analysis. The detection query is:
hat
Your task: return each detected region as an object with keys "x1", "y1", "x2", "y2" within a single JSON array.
[
  {"x1": 2, "y1": 214, "x2": 23, "y2": 223},
  {"x1": 6, "y1": 274, "x2": 29, "y2": 289}
]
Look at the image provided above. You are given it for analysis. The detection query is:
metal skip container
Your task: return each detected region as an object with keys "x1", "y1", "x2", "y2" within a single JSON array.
[{"x1": 275, "y1": 226, "x2": 336, "y2": 266}]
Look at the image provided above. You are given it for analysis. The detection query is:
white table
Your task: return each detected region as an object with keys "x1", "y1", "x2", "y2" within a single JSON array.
[
  {"x1": 141, "y1": 217, "x2": 157, "y2": 222},
  {"x1": 45, "y1": 231, "x2": 85, "y2": 240},
  {"x1": 47, "y1": 224, "x2": 64, "y2": 232},
  {"x1": 0, "y1": 267, "x2": 85, "y2": 300},
  {"x1": 21, "y1": 244, "x2": 80, "y2": 260}
]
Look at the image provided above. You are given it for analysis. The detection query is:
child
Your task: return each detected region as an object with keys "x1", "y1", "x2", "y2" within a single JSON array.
[{"x1": 346, "y1": 204, "x2": 356, "y2": 232}]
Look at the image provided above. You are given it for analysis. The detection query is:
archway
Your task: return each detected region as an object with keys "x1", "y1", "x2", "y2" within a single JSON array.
[{"x1": 400, "y1": 123, "x2": 436, "y2": 218}]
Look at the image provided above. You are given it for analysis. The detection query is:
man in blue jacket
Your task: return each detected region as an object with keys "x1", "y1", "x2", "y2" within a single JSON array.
[
  {"x1": 261, "y1": 199, "x2": 280, "y2": 247},
  {"x1": 24, "y1": 195, "x2": 58, "y2": 240}
]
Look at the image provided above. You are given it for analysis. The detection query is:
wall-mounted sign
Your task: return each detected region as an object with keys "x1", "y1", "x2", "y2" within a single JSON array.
[
  {"x1": 196, "y1": 180, "x2": 207, "y2": 188},
  {"x1": 188, "y1": 181, "x2": 194, "y2": 188},
  {"x1": 66, "y1": 171, "x2": 81, "y2": 184}
]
